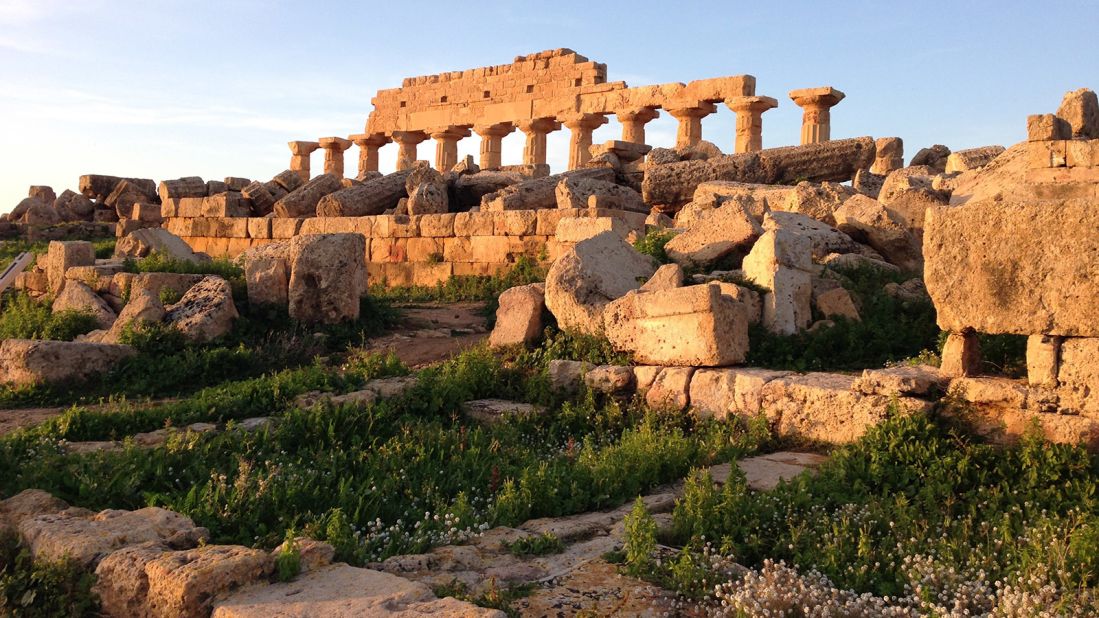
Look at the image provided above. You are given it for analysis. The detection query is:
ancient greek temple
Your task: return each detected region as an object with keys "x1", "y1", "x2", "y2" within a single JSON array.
[{"x1": 288, "y1": 49, "x2": 846, "y2": 179}]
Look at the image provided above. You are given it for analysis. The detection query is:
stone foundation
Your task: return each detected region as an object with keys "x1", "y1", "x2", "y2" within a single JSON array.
[{"x1": 165, "y1": 208, "x2": 648, "y2": 288}]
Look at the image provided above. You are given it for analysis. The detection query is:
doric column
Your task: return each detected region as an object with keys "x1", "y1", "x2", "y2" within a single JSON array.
[
  {"x1": 664, "y1": 102, "x2": 717, "y2": 149},
  {"x1": 560, "y1": 113, "x2": 608, "y2": 169},
  {"x1": 288, "y1": 141, "x2": 320, "y2": 181},
  {"x1": 349, "y1": 133, "x2": 391, "y2": 177},
  {"x1": 318, "y1": 137, "x2": 353, "y2": 178},
  {"x1": 615, "y1": 107, "x2": 660, "y2": 145},
  {"x1": 724, "y1": 96, "x2": 779, "y2": 153},
  {"x1": 473, "y1": 123, "x2": 515, "y2": 170},
  {"x1": 788, "y1": 87, "x2": 845, "y2": 145},
  {"x1": 428, "y1": 126, "x2": 472, "y2": 172},
  {"x1": 515, "y1": 118, "x2": 562, "y2": 167},
  {"x1": 389, "y1": 131, "x2": 429, "y2": 171}
]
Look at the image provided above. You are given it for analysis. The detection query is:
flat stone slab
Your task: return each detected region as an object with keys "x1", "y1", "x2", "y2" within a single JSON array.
[{"x1": 736, "y1": 451, "x2": 829, "y2": 491}]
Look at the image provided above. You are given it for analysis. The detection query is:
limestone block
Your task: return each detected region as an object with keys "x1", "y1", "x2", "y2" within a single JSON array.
[
  {"x1": 1027, "y1": 114, "x2": 1072, "y2": 141},
  {"x1": 419, "y1": 213, "x2": 455, "y2": 237},
  {"x1": 0, "y1": 339, "x2": 135, "y2": 386},
  {"x1": 689, "y1": 367, "x2": 791, "y2": 419},
  {"x1": 645, "y1": 367, "x2": 695, "y2": 411},
  {"x1": 273, "y1": 174, "x2": 343, "y2": 218},
  {"x1": 124, "y1": 545, "x2": 273, "y2": 618},
  {"x1": 742, "y1": 222, "x2": 815, "y2": 335},
  {"x1": 132, "y1": 202, "x2": 163, "y2": 222},
  {"x1": 495, "y1": 210, "x2": 538, "y2": 236},
  {"x1": 105, "y1": 179, "x2": 157, "y2": 218},
  {"x1": 941, "y1": 331, "x2": 982, "y2": 377},
  {"x1": 489, "y1": 283, "x2": 545, "y2": 348},
  {"x1": 604, "y1": 284, "x2": 749, "y2": 366},
  {"x1": 548, "y1": 359, "x2": 592, "y2": 395},
  {"x1": 1026, "y1": 334, "x2": 1061, "y2": 388},
  {"x1": 165, "y1": 276, "x2": 238, "y2": 342},
  {"x1": 52, "y1": 280, "x2": 116, "y2": 328},
  {"x1": 202, "y1": 193, "x2": 252, "y2": 218},
  {"x1": 583, "y1": 365, "x2": 635, "y2": 394},
  {"x1": 944, "y1": 145, "x2": 1006, "y2": 174},
  {"x1": 924, "y1": 198, "x2": 1099, "y2": 336},
  {"x1": 206, "y1": 180, "x2": 228, "y2": 195},
  {"x1": 442, "y1": 237, "x2": 473, "y2": 263},
  {"x1": 405, "y1": 237, "x2": 443, "y2": 262},
  {"x1": 54, "y1": 189, "x2": 95, "y2": 220},
  {"x1": 115, "y1": 228, "x2": 207, "y2": 263},
  {"x1": 289, "y1": 234, "x2": 365, "y2": 324},
  {"x1": 760, "y1": 373, "x2": 932, "y2": 443},
  {"x1": 766, "y1": 211, "x2": 860, "y2": 260},
  {"x1": 96, "y1": 289, "x2": 166, "y2": 344},
  {"x1": 454, "y1": 211, "x2": 496, "y2": 236},
  {"x1": 778, "y1": 181, "x2": 857, "y2": 225},
  {"x1": 1056, "y1": 88, "x2": 1099, "y2": 138},
  {"x1": 405, "y1": 167, "x2": 448, "y2": 215},
  {"x1": 271, "y1": 217, "x2": 303, "y2": 239},
  {"x1": 814, "y1": 287, "x2": 859, "y2": 321},
  {"x1": 852, "y1": 365, "x2": 947, "y2": 397},
  {"x1": 713, "y1": 282, "x2": 762, "y2": 325},
  {"x1": 247, "y1": 217, "x2": 271, "y2": 240},
  {"x1": 241, "y1": 181, "x2": 275, "y2": 215},
  {"x1": 224, "y1": 177, "x2": 251, "y2": 191},
  {"x1": 640, "y1": 263, "x2": 684, "y2": 292},
  {"x1": 482, "y1": 168, "x2": 615, "y2": 211},
  {"x1": 909, "y1": 144, "x2": 951, "y2": 173},
  {"x1": 46, "y1": 240, "x2": 95, "y2": 293},
  {"x1": 554, "y1": 176, "x2": 648, "y2": 213},
  {"x1": 664, "y1": 202, "x2": 761, "y2": 268},
  {"x1": 543, "y1": 231, "x2": 657, "y2": 334},
  {"x1": 1057, "y1": 338, "x2": 1099, "y2": 414},
  {"x1": 272, "y1": 169, "x2": 304, "y2": 193},
  {"x1": 453, "y1": 171, "x2": 525, "y2": 209},
  {"x1": 870, "y1": 137, "x2": 904, "y2": 175},
  {"x1": 240, "y1": 242, "x2": 290, "y2": 307},
  {"x1": 554, "y1": 216, "x2": 636, "y2": 243},
  {"x1": 315, "y1": 170, "x2": 413, "y2": 217},
  {"x1": 833, "y1": 194, "x2": 922, "y2": 271}
]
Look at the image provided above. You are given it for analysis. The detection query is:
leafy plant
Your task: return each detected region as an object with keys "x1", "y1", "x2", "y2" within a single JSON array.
[
  {"x1": 633, "y1": 230, "x2": 677, "y2": 264},
  {"x1": 623, "y1": 496, "x2": 656, "y2": 576},
  {"x1": 503, "y1": 532, "x2": 563, "y2": 557},
  {"x1": 0, "y1": 293, "x2": 98, "y2": 342},
  {"x1": 273, "y1": 530, "x2": 301, "y2": 582}
]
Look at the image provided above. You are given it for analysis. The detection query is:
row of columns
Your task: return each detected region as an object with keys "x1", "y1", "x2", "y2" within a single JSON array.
[{"x1": 291, "y1": 87, "x2": 846, "y2": 180}]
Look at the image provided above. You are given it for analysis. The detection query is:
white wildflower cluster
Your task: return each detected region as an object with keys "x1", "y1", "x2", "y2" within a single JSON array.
[
  {"x1": 713, "y1": 559, "x2": 1097, "y2": 617},
  {"x1": 357, "y1": 509, "x2": 492, "y2": 563}
]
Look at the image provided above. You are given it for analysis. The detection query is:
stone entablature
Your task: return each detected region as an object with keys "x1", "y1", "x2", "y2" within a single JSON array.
[{"x1": 164, "y1": 208, "x2": 647, "y2": 287}]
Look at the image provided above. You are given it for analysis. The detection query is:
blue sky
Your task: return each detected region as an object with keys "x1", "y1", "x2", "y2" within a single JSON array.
[{"x1": 1, "y1": 0, "x2": 1095, "y2": 212}]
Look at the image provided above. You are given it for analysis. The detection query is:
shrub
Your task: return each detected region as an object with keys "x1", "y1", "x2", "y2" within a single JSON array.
[
  {"x1": 0, "y1": 293, "x2": 98, "y2": 342},
  {"x1": 273, "y1": 530, "x2": 301, "y2": 583},
  {"x1": 503, "y1": 532, "x2": 563, "y2": 557},
  {"x1": 0, "y1": 531, "x2": 99, "y2": 617},
  {"x1": 633, "y1": 230, "x2": 676, "y2": 264},
  {"x1": 623, "y1": 497, "x2": 657, "y2": 576}
]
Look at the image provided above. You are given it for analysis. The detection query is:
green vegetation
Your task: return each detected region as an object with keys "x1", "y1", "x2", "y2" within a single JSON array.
[
  {"x1": 432, "y1": 579, "x2": 533, "y2": 618},
  {"x1": 503, "y1": 532, "x2": 563, "y2": 557},
  {"x1": 0, "y1": 237, "x2": 115, "y2": 271},
  {"x1": 371, "y1": 256, "x2": 546, "y2": 305},
  {"x1": 623, "y1": 496, "x2": 657, "y2": 577},
  {"x1": 747, "y1": 264, "x2": 941, "y2": 371},
  {"x1": 0, "y1": 530, "x2": 98, "y2": 618},
  {"x1": 632, "y1": 229, "x2": 677, "y2": 264},
  {"x1": 0, "y1": 293, "x2": 98, "y2": 342},
  {"x1": 273, "y1": 531, "x2": 301, "y2": 583}
]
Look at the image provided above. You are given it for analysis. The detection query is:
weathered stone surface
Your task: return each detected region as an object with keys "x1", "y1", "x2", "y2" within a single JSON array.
[
  {"x1": 548, "y1": 359, "x2": 592, "y2": 395},
  {"x1": 645, "y1": 366, "x2": 695, "y2": 411},
  {"x1": 941, "y1": 331, "x2": 982, "y2": 378},
  {"x1": 273, "y1": 174, "x2": 343, "y2": 217},
  {"x1": 129, "y1": 272, "x2": 204, "y2": 301},
  {"x1": 852, "y1": 365, "x2": 947, "y2": 397},
  {"x1": 79, "y1": 175, "x2": 155, "y2": 203},
  {"x1": 0, "y1": 490, "x2": 68, "y2": 534},
  {"x1": 583, "y1": 365, "x2": 635, "y2": 394},
  {"x1": 604, "y1": 284, "x2": 749, "y2": 366},
  {"x1": 463, "y1": 399, "x2": 544, "y2": 424},
  {"x1": 1027, "y1": 114, "x2": 1072, "y2": 141},
  {"x1": 833, "y1": 194, "x2": 922, "y2": 271},
  {"x1": 289, "y1": 234, "x2": 365, "y2": 324},
  {"x1": 944, "y1": 145, "x2": 1006, "y2": 174},
  {"x1": 406, "y1": 167, "x2": 449, "y2": 215},
  {"x1": 679, "y1": 181, "x2": 794, "y2": 225},
  {"x1": 241, "y1": 242, "x2": 290, "y2": 307},
  {"x1": 689, "y1": 367, "x2": 791, "y2": 419},
  {"x1": 767, "y1": 211, "x2": 860, "y2": 260},
  {"x1": 852, "y1": 168, "x2": 885, "y2": 198},
  {"x1": 924, "y1": 198, "x2": 1099, "y2": 336},
  {"x1": 115, "y1": 228, "x2": 206, "y2": 263},
  {"x1": 909, "y1": 144, "x2": 951, "y2": 173},
  {"x1": 55, "y1": 189, "x2": 96, "y2": 220},
  {"x1": 737, "y1": 452, "x2": 829, "y2": 491},
  {"x1": 1057, "y1": 338, "x2": 1099, "y2": 414},
  {"x1": 642, "y1": 137, "x2": 876, "y2": 206},
  {"x1": 52, "y1": 280, "x2": 116, "y2": 328},
  {"x1": 780, "y1": 181, "x2": 856, "y2": 225},
  {"x1": 159, "y1": 177, "x2": 207, "y2": 202},
  {"x1": 482, "y1": 168, "x2": 615, "y2": 211},
  {"x1": 0, "y1": 339, "x2": 135, "y2": 386},
  {"x1": 1027, "y1": 334, "x2": 1061, "y2": 388},
  {"x1": 713, "y1": 282, "x2": 762, "y2": 325},
  {"x1": 98, "y1": 289, "x2": 165, "y2": 344},
  {"x1": 212, "y1": 564, "x2": 506, "y2": 618},
  {"x1": 47, "y1": 240, "x2": 95, "y2": 293},
  {"x1": 742, "y1": 218, "x2": 815, "y2": 335},
  {"x1": 315, "y1": 170, "x2": 412, "y2": 217},
  {"x1": 19, "y1": 506, "x2": 206, "y2": 567},
  {"x1": 452, "y1": 171, "x2": 524, "y2": 209},
  {"x1": 814, "y1": 286, "x2": 859, "y2": 321},
  {"x1": 761, "y1": 373, "x2": 931, "y2": 443},
  {"x1": 544, "y1": 231, "x2": 657, "y2": 335},
  {"x1": 105, "y1": 180, "x2": 157, "y2": 219},
  {"x1": 272, "y1": 169, "x2": 304, "y2": 193},
  {"x1": 554, "y1": 176, "x2": 647, "y2": 212},
  {"x1": 870, "y1": 137, "x2": 904, "y2": 175},
  {"x1": 664, "y1": 202, "x2": 761, "y2": 268},
  {"x1": 489, "y1": 283, "x2": 545, "y2": 348},
  {"x1": 165, "y1": 276, "x2": 238, "y2": 342},
  {"x1": 1056, "y1": 88, "x2": 1099, "y2": 139},
  {"x1": 821, "y1": 251, "x2": 899, "y2": 274},
  {"x1": 640, "y1": 263, "x2": 684, "y2": 292},
  {"x1": 240, "y1": 181, "x2": 276, "y2": 215},
  {"x1": 877, "y1": 167, "x2": 949, "y2": 231}
]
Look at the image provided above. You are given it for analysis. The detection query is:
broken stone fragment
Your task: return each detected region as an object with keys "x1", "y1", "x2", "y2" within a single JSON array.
[
  {"x1": 158, "y1": 177, "x2": 207, "y2": 203},
  {"x1": 315, "y1": 169, "x2": 413, "y2": 217},
  {"x1": 664, "y1": 201, "x2": 761, "y2": 268},
  {"x1": 554, "y1": 176, "x2": 647, "y2": 213},
  {"x1": 273, "y1": 174, "x2": 343, "y2": 218},
  {"x1": 489, "y1": 283, "x2": 545, "y2": 348},
  {"x1": 1056, "y1": 87, "x2": 1099, "y2": 138},
  {"x1": 164, "y1": 276, "x2": 238, "y2": 342},
  {"x1": 47, "y1": 240, "x2": 95, "y2": 293},
  {"x1": 481, "y1": 167, "x2": 615, "y2": 211},
  {"x1": 909, "y1": 144, "x2": 951, "y2": 173},
  {"x1": 288, "y1": 234, "x2": 365, "y2": 324},
  {"x1": 52, "y1": 279, "x2": 116, "y2": 328},
  {"x1": 833, "y1": 194, "x2": 922, "y2": 272},
  {"x1": 240, "y1": 241, "x2": 290, "y2": 308}
]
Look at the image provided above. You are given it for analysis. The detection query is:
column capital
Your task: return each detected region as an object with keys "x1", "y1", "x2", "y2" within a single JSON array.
[
  {"x1": 515, "y1": 117, "x2": 562, "y2": 135},
  {"x1": 288, "y1": 140, "x2": 320, "y2": 155},
  {"x1": 473, "y1": 122, "x2": 516, "y2": 138},
  {"x1": 389, "y1": 130, "x2": 429, "y2": 144},
  {"x1": 427, "y1": 125, "x2": 472, "y2": 141},
  {"x1": 349, "y1": 133, "x2": 391, "y2": 148},
  {"x1": 724, "y1": 96, "x2": 779, "y2": 114},
  {"x1": 615, "y1": 107, "x2": 660, "y2": 124},
  {"x1": 663, "y1": 101, "x2": 718, "y2": 119},
  {"x1": 318, "y1": 136, "x2": 353, "y2": 151},
  {"x1": 558, "y1": 112, "x2": 608, "y2": 131},
  {"x1": 788, "y1": 86, "x2": 845, "y2": 110}
]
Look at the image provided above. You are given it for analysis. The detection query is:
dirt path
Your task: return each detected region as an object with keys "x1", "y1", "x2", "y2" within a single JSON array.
[{"x1": 365, "y1": 302, "x2": 491, "y2": 367}]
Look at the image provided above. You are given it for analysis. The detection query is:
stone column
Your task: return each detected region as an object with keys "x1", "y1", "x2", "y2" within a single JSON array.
[
  {"x1": 349, "y1": 133, "x2": 391, "y2": 177},
  {"x1": 288, "y1": 141, "x2": 320, "y2": 181},
  {"x1": 428, "y1": 126, "x2": 472, "y2": 172},
  {"x1": 516, "y1": 118, "x2": 562, "y2": 167},
  {"x1": 664, "y1": 102, "x2": 717, "y2": 149},
  {"x1": 318, "y1": 137, "x2": 353, "y2": 178},
  {"x1": 724, "y1": 96, "x2": 778, "y2": 153},
  {"x1": 390, "y1": 131, "x2": 429, "y2": 171},
  {"x1": 788, "y1": 87, "x2": 846, "y2": 145},
  {"x1": 473, "y1": 123, "x2": 515, "y2": 170},
  {"x1": 615, "y1": 107, "x2": 660, "y2": 145},
  {"x1": 560, "y1": 113, "x2": 608, "y2": 169}
]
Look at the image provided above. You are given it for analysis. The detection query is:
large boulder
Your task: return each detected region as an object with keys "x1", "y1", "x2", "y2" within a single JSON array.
[
  {"x1": 405, "y1": 166, "x2": 449, "y2": 215},
  {"x1": 878, "y1": 167, "x2": 950, "y2": 230},
  {"x1": 779, "y1": 181, "x2": 856, "y2": 225},
  {"x1": 554, "y1": 176, "x2": 648, "y2": 212},
  {"x1": 98, "y1": 289, "x2": 166, "y2": 343},
  {"x1": 115, "y1": 228, "x2": 206, "y2": 263},
  {"x1": 944, "y1": 145, "x2": 1006, "y2": 174},
  {"x1": 164, "y1": 276, "x2": 239, "y2": 342},
  {"x1": 240, "y1": 242, "x2": 290, "y2": 307},
  {"x1": 288, "y1": 234, "x2": 365, "y2": 324},
  {"x1": 664, "y1": 202, "x2": 762, "y2": 268},
  {"x1": 52, "y1": 280, "x2": 116, "y2": 328},
  {"x1": 909, "y1": 145, "x2": 951, "y2": 173},
  {"x1": 316, "y1": 170, "x2": 413, "y2": 216},
  {"x1": 766, "y1": 211, "x2": 861, "y2": 260},
  {"x1": 1056, "y1": 88, "x2": 1099, "y2": 138},
  {"x1": 676, "y1": 181, "x2": 794, "y2": 226},
  {"x1": 544, "y1": 231, "x2": 657, "y2": 334},
  {"x1": 604, "y1": 283, "x2": 749, "y2": 366},
  {"x1": 924, "y1": 197, "x2": 1099, "y2": 336},
  {"x1": 47, "y1": 240, "x2": 95, "y2": 293},
  {"x1": 741, "y1": 215, "x2": 816, "y2": 335},
  {"x1": 55, "y1": 189, "x2": 96, "y2": 220},
  {"x1": 482, "y1": 168, "x2": 615, "y2": 211},
  {"x1": 273, "y1": 174, "x2": 343, "y2": 218},
  {"x1": 489, "y1": 283, "x2": 545, "y2": 348},
  {"x1": 451, "y1": 171, "x2": 524, "y2": 209},
  {"x1": 833, "y1": 194, "x2": 923, "y2": 272}
]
